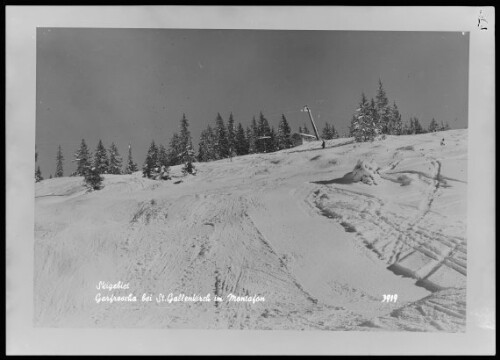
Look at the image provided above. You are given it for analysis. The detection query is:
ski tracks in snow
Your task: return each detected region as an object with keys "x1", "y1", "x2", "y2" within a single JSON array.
[{"x1": 309, "y1": 158, "x2": 466, "y2": 288}]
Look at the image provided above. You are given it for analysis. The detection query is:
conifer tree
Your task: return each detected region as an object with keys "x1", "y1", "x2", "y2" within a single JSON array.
[
  {"x1": 73, "y1": 139, "x2": 91, "y2": 176},
  {"x1": 388, "y1": 101, "x2": 403, "y2": 135},
  {"x1": 179, "y1": 114, "x2": 193, "y2": 159},
  {"x1": 84, "y1": 165, "x2": 103, "y2": 190},
  {"x1": 55, "y1": 145, "x2": 64, "y2": 177},
  {"x1": 158, "y1": 144, "x2": 169, "y2": 167},
  {"x1": 407, "y1": 117, "x2": 425, "y2": 134},
  {"x1": 35, "y1": 166, "x2": 43, "y2": 182},
  {"x1": 182, "y1": 143, "x2": 196, "y2": 175},
  {"x1": 321, "y1": 122, "x2": 337, "y2": 140},
  {"x1": 247, "y1": 117, "x2": 258, "y2": 154},
  {"x1": 370, "y1": 98, "x2": 381, "y2": 138},
  {"x1": 107, "y1": 142, "x2": 122, "y2": 174},
  {"x1": 302, "y1": 123, "x2": 310, "y2": 135},
  {"x1": 142, "y1": 140, "x2": 158, "y2": 178},
  {"x1": 277, "y1": 114, "x2": 292, "y2": 149},
  {"x1": 93, "y1": 140, "x2": 109, "y2": 174},
  {"x1": 428, "y1": 118, "x2": 439, "y2": 132},
  {"x1": 351, "y1": 93, "x2": 377, "y2": 142},
  {"x1": 348, "y1": 116, "x2": 357, "y2": 138},
  {"x1": 376, "y1": 79, "x2": 390, "y2": 134},
  {"x1": 256, "y1": 112, "x2": 271, "y2": 153},
  {"x1": 168, "y1": 133, "x2": 182, "y2": 166},
  {"x1": 197, "y1": 129, "x2": 209, "y2": 162},
  {"x1": 323, "y1": 123, "x2": 331, "y2": 139},
  {"x1": 227, "y1": 113, "x2": 237, "y2": 157},
  {"x1": 198, "y1": 125, "x2": 216, "y2": 162},
  {"x1": 235, "y1": 122, "x2": 248, "y2": 155},
  {"x1": 126, "y1": 144, "x2": 139, "y2": 174},
  {"x1": 176, "y1": 114, "x2": 196, "y2": 172},
  {"x1": 214, "y1": 113, "x2": 229, "y2": 159}
]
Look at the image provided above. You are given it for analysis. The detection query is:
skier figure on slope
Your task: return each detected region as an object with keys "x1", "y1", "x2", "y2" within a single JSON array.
[
  {"x1": 440, "y1": 138, "x2": 445, "y2": 146},
  {"x1": 322, "y1": 140, "x2": 326, "y2": 149}
]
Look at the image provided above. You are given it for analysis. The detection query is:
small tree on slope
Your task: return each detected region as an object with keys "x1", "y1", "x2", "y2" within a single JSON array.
[
  {"x1": 35, "y1": 166, "x2": 43, "y2": 182},
  {"x1": 73, "y1": 139, "x2": 91, "y2": 176},
  {"x1": 277, "y1": 114, "x2": 292, "y2": 149},
  {"x1": 107, "y1": 142, "x2": 123, "y2": 174},
  {"x1": 182, "y1": 143, "x2": 196, "y2": 175},
  {"x1": 126, "y1": 144, "x2": 139, "y2": 174},
  {"x1": 351, "y1": 93, "x2": 377, "y2": 142},
  {"x1": 55, "y1": 145, "x2": 64, "y2": 177},
  {"x1": 83, "y1": 164, "x2": 103, "y2": 191},
  {"x1": 93, "y1": 140, "x2": 109, "y2": 174},
  {"x1": 143, "y1": 140, "x2": 158, "y2": 178}
]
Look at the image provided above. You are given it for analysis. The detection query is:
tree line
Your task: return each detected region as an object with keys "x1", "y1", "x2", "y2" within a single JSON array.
[
  {"x1": 35, "y1": 83, "x2": 452, "y2": 185},
  {"x1": 350, "y1": 80, "x2": 450, "y2": 142},
  {"x1": 196, "y1": 111, "x2": 338, "y2": 163},
  {"x1": 197, "y1": 112, "x2": 290, "y2": 162},
  {"x1": 34, "y1": 138, "x2": 140, "y2": 189},
  {"x1": 142, "y1": 113, "x2": 196, "y2": 180}
]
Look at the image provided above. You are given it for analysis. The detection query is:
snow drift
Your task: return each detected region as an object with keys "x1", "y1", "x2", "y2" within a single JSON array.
[{"x1": 347, "y1": 159, "x2": 381, "y2": 185}]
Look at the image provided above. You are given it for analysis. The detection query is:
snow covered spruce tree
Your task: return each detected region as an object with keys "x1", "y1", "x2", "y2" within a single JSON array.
[
  {"x1": 178, "y1": 114, "x2": 196, "y2": 174},
  {"x1": 93, "y1": 140, "x2": 109, "y2": 174},
  {"x1": 235, "y1": 122, "x2": 248, "y2": 156},
  {"x1": 73, "y1": 139, "x2": 91, "y2": 176},
  {"x1": 408, "y1": 117, "x2": 425, "y2": 134},
  {"x1": 157, "y1": 144, "x2": 171, "y2": 179},
  {"x1": 179, "y1": 114, "x2": 192, "y2": 154},
  {"x1": 269, "y1": 127, "x2": 279, "y2": 152},
  {"x1": 256, "y1": 112, "x2": 271, "y2": 153},
  {"x1": 321, "y1": 122, "x2": 337, "y2": 140},
  {"x1": 142, "y1": 140, "x2": 158, "y2": 178},
  {"x1": 83, "y1": 163, "x2": 104, "y2": 190},
  {"x1": 197, "y1": 130, "x2": 208, "y2": 162},
  {"x1": 428, "y1": 118, "x2": 439, "y2": 132},
  {"x1": 246, "y1": 117, "x2": 258, "y2": 154},
  {"x1": 350, "y1": 93, "x2": 378, "y2": 142},
  {"x1": 158, "y1": 144, "x2": 169, "y2": 167},
  {"x1": 197, "y1": 125, "x2": 216, "y2": 162},
  {"x1": 182, "y1": 143, "x2": 196, "y2": 175},
  {"x1": 107, "y1": 142, "x2": 122, "y2": 174},
  {"x1": 227, "y1": 113, "x2": 237, "y2": 158},
  {"x1": 214, "y1": 113, "x2": 229, "y2": 159},
  {"x1": 438, "y1": 120, "x2": 450, "y2": 131},
  {"x1": 55, "y1": 145, "x2": 64, "y2": 177},
  {"x1": 125, "y1": 144, "x2": 139, "y2": 174},
  {"x1": 370, "y1": 98, "x2": 381, "y2": 136},
  {"x1": 277, "y1": 114, "x2": 292, "y2": 149},
  {"x1": 168, "y1": 133, "x2": 182, "y2": 166},
  {"x1": 387, "y1": 101, "x2": 403, "y2": 135},
  {"x1": 375, "y1": 80, "x2": 391, "y2": 134},
  {"x1": 35, "y1": 166, "x2": 43, "y2": 182}
]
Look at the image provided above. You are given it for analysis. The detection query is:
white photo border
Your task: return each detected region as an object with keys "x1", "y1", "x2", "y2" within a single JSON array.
[{"x1": 6, "y1": 5, "x2": 495, "y2": 355}]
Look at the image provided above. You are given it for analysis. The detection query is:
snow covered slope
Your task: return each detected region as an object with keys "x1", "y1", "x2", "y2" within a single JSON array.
[{"x1": 34, "y1": 129, "x2": 467, "y2": 331}]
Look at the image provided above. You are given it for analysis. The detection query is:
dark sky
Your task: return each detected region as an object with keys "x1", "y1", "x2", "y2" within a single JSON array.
[{"x1": 36, "y1": 28, "x2": 469, "y2": 176}]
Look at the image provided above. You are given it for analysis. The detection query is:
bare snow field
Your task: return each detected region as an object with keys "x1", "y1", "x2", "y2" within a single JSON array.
[{"x1": 35, "y1": 129, "x2": 467, "y2": 331}]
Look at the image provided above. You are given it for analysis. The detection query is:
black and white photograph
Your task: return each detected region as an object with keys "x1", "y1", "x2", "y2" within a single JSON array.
[{"x1": 6, "y1": 6, "x2": 495, "y2": 355}]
